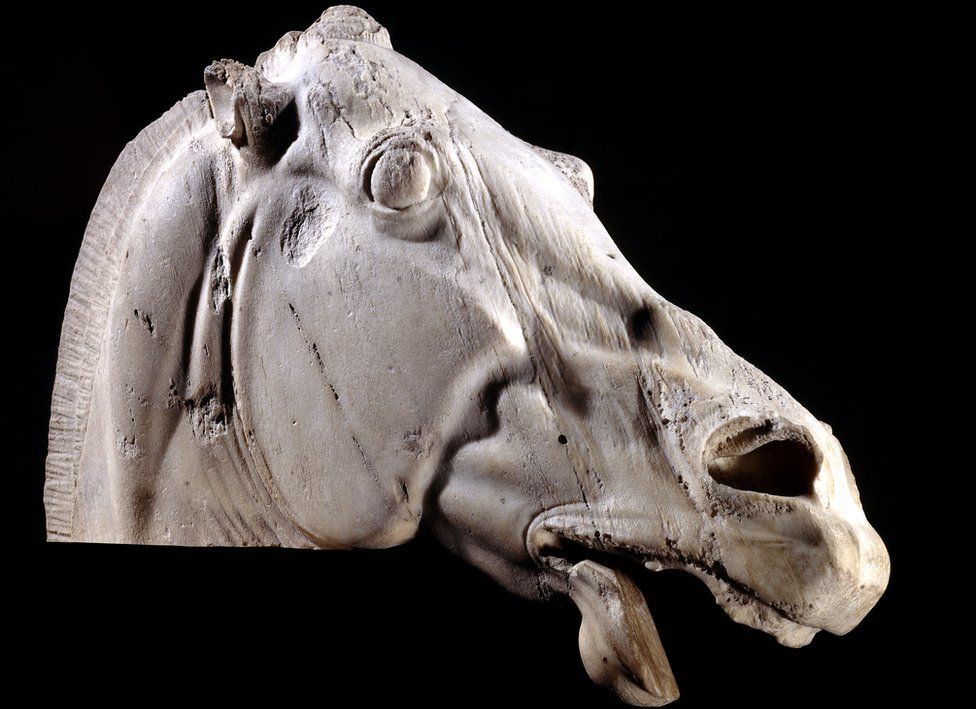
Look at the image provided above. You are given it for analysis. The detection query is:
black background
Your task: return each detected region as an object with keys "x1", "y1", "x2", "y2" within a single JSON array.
[{"x1": 6, "y1": 3, "x2": 962, "y2": 704}]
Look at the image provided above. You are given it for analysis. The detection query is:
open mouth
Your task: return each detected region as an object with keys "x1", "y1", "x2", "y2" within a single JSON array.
[{"x1": 528, "y1": 521, "x2": 819, "y2": 707}]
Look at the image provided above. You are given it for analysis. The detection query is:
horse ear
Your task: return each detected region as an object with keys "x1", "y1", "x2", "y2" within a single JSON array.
[
  {"x1": 533, "y1": 146, "x2": 595, "y2": 206},
  {"x1": 204, "y1": 59, "x2": 298, "y2": 164}
]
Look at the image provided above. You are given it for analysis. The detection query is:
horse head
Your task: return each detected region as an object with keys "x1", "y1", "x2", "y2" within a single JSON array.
[{"x1": 46, "y1": 6, "x2": 889, "y2": 705}]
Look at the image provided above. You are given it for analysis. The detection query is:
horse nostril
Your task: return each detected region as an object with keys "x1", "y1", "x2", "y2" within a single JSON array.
[{"x1": 705, "y1": 421, "x2": 820, "y2": 497}]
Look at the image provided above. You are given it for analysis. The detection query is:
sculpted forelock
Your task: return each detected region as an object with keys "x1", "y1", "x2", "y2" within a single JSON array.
[{"x1": 46, "y1": 6, "x2": 889, "y2": 706}]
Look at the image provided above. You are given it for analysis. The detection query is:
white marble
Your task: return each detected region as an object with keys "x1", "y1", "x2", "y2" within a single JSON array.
[{"x1": 45, "y1": 6, "x2": 889, "y2": 705}]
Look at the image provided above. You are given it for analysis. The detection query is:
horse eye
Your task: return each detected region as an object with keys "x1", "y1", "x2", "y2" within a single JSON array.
[{"x1": 367, "y1": 146, "x2": 432, "y2": 210}]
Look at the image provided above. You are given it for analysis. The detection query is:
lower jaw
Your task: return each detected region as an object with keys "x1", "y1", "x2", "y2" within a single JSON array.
[
  {"x1": 536, "y1": 546, "x2": 820, "y2": 707},
  {"x1": 678, "y1": 563, "x2": 819, "y2": 648},
  {"x1": 535, "y1": 529, "x2": 820, "y2": 647}
]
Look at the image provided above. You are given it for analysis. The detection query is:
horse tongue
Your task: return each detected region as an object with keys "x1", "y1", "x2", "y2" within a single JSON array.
[{"x1": 568, "y1": 560, "x2": 679, "y2": 707}]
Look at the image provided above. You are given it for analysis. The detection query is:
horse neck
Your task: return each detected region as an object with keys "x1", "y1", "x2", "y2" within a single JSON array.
[{"x1": 47, "y1": 91, "x2": 313, "y2": 549}]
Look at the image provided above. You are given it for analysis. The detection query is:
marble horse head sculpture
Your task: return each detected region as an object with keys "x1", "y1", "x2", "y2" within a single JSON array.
[{"x1": 46, "y1": 6, "x2": 889, "y2": 705}]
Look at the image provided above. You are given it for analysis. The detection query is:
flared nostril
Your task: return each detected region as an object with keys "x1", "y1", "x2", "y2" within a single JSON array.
[{"x1": 705, "y1": 420, "x2": 820, "y2": 497}]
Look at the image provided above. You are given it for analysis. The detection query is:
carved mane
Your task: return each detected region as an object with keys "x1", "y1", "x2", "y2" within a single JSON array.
[{"x1": 44, "y1": 92, "x2": 213, "y2": 540}]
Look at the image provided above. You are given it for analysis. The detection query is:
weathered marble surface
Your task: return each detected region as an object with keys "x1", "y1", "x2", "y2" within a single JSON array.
[{"x1": 46, "y1": 6, "x2": 889, "y2": 705}]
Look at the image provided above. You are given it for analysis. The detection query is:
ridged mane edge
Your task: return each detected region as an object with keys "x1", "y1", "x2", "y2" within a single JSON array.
[{"x1": 44, "y1": 91, "x2": 213, "y2": 540}]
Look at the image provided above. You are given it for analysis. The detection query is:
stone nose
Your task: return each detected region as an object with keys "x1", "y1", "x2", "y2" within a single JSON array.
[{"x1": 703, "y1": 418, "x2": 822, "y2": 497}]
